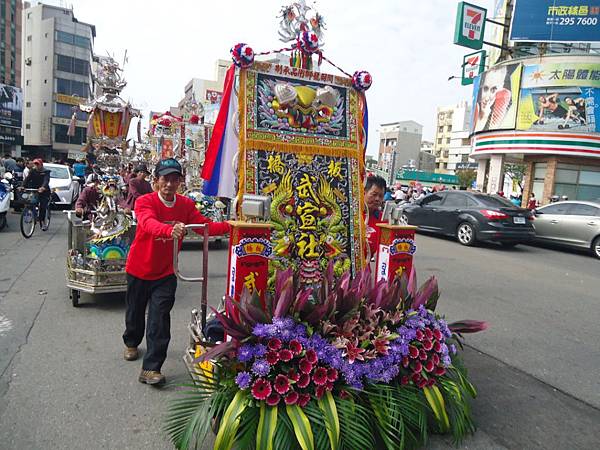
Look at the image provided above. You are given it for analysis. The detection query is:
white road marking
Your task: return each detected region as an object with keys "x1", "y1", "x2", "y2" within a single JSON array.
[{"x1": 0, "y1": 314, "x2": 13, "y2": 336}]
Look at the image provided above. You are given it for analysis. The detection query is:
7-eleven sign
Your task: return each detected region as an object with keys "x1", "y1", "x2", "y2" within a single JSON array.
[
  {"x1": 454, "y1": 2, "x2": 487, "y2": 50},
  {"x1": 461, "y1": 50, "x2": 486, "y2": 85}
]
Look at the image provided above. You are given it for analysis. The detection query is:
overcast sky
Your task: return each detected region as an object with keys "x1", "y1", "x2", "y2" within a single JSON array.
[{"x1": 39, "y1": 0, "x2": 496, "y2": 155}]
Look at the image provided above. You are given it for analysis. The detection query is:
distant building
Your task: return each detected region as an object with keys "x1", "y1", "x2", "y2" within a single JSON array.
[
  {"x1": 377, "y1": 120, "x2": 423, "y2": 185},
  {"x1": 447, "y1": 101, "x2": 475, "y2": 173},
  {"x1": 22, "y1": 3, "x2": 95, "y2": 160},
  {"x1": 419, "y1": 151, "x2": 436, "y2": 172},
  {"x1": 1, "y1": 0, "x2": 25, "y2": 87},
  {"x1": 433, "y1": 106, "x2": 453, "y2": 173}
]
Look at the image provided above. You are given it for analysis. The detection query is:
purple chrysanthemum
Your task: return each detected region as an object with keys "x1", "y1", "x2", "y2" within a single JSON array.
[
  {"x1": 235, "y1": 371, "x2": 252, "y2": 389},
  {"x1": 251, "y1": 359, "x2": 271, "y2": 377}
]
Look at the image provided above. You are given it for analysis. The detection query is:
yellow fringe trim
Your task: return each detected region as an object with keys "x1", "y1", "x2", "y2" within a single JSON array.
[{"x1": 245, "y1": 138, "x2": 359, "y2": 159}]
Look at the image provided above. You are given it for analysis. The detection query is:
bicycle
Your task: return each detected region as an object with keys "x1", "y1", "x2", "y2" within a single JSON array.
[{"x1": 19, "y1": 188, "x2": 51, "y2": 238}]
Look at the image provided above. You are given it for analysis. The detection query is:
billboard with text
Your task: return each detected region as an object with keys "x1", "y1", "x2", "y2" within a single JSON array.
[{"x1": 0, "y1": 84, "x2": 22, "y2": 129}]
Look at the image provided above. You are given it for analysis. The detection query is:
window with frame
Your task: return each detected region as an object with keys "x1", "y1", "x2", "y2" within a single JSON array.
[
  {"x1": 539, "y1": 203, "x2": 572, "y2": 215},
  {"x1": 568, "y1": 203, "x2": 600, "y2": 216},
  {"x1": 442, "y1": 193, "x2": 467, "y2": 207},
  {"x1": 421, "y1": 193, "x2": 445, "y2": 206},
  {"x1": 55, "y1": 102, "x2": 88, "y2": 121},
  {"x1": 554, "y1": 163, "x2": 600, "y2": 201},
  {"x1": 54, "y1": 124, "x2": 86, "y2": 144}
]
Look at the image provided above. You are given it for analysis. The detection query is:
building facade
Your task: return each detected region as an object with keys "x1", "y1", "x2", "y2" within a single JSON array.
[
  {"x1": 471, "y1": 53, "x2": 600, "y2": 205},
  {"x1": 433, "y1": 106, "x2": 453, "y2": 172},
  {"x1": 446, "y1": 101, "x2": 475, "y2": 173},
  {"x1": 21, "y1": 3, "x2": 95, "y2": 160},
  {"x1": 377, "y1": 120, "x2": 423, "y2": 185}
]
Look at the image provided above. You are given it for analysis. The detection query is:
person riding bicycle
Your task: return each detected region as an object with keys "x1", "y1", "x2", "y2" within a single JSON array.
[{"x1": 20, "y1": 158, "x2": 50, "y2": 223}]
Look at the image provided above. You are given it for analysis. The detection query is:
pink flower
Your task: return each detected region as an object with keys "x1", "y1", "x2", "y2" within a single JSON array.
[
  {"x1": 289, "y1": 340, "x2": 303, "y2": 355},
  {"x1": 433, "y1": 329, "x2": 443, "y2": 341},
  {"x1": 424, "y1": 360, "x2": 435, "y2": 372},
  {"x1": 415, "y1": 330, "x2": 424, "y2": 341},
  {"x1": 424, "y1": 328, "x2": 433, "y2": 340},
  {"x1": 297, "y1": 393, "x2": 311, "y2": 408},
  {"x1": 305, "y1": 349, "x2": 318, "y2": 364},
  {"x1": 287, "y1": 368, "x2": 300, "y2": 382},
  {"x1": 413, "y1": 361, "x2": 423, "y2": 373},
  {"x1": 266, "y1": 351, "x2": 280, "y2": 365},
  {"x1": 312, "y1": 367, "x2": 328, "y2": 386},
  {"x1": 274, "y1": 374, "x2": 290, "y2": 395},
  {"x1": 325, "y1": 381, "x2": 334, "y2": 392},
  {"x1": 284, "y1": 390, "x2": 299, "y2": 405},
  {"x1": 297, "y1": 373, "x2": 310, "y2": 388},
  {"x1": 278, "y1": 349, "x2": 293, "y2": 362},
  {"x1": 343, "y1": 341, "x2": 365, "y2": 364},
  {"x1": 268, "y1": 338, "x2": 282, "y2": 351},
  {"x1": 419, "y1": 349, "x2": 428, "y2": 361},
  {"x1": 373, "y1": 338, "x2": 390, "y2": 355},
  {"x1": 251, "y1": 379, "x2": 272, "y2": 400},
  {"x1": 266, "y1": 392, "x2": 281, "y2": 406},
  {"x1": 422, "y1": 339, "x2": 433, "y2": 351},
  {"x1": 400, "y1": 375, "x2": 410, "y2": 385},
  {"x1": 326, "y1": 368, "x2": 338, "y2": 382},
  {"x1": 299, "y1": 358, "x2": 313, "y2": 374},
  {"x1": 408, "y1": 345, "x2": 419, "y2": 359},
  {"x1": 315, "y1": 385, "x2": 326, "y2": 399},
  {"x1": 433, "y1": 341, "x2": 442, "y2": 352},
  {"x1": 434, "y1": 366, "x2": 446, "y2": 376}
]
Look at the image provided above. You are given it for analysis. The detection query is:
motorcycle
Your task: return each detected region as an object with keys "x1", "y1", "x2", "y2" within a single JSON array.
[{"x1": 0, "y1": 172, "x2": 13, "y2": 231}]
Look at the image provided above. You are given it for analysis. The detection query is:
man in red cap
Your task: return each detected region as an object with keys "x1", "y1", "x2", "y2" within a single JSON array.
[
  {"x1": 123, "y1": 158, "x2": 230, "y2": 385},
  {"x1": 21, "y1": 158, "x2": 51, "y2": 225}
]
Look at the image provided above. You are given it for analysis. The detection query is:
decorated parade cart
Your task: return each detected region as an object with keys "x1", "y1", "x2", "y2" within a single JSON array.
[
  {"x1": 166, "y1": 2, "x2": 487, "y2": 449},
  {"x1": 65, "y1": 56, "x2": 140, "y2": 306}
]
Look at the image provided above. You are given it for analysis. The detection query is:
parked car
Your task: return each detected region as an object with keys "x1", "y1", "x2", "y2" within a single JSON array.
[
  {"x1": 533, "y1": 200, "x2": 600, "y2": 259},
  {"x1": 45, "y1": 163, "x2": 81, "y2": 207},
  {"x1": 400, "y1": 191, "x2": 535, "y2": 247}
]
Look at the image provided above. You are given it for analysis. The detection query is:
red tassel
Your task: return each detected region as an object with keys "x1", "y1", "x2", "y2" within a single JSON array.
[{"x1": 67, "y1": 112, "x2": 76, "y2": 136}]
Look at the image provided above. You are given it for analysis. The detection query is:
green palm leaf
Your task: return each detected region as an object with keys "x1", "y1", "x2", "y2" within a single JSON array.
[
  {"x1": 256, "y1": 404, "x2": 278, "y2": 450},
  {"x1": 334, "y1": 396, "x2": 376, "y2": 450},
  {"x1": 318, "y1": 392, "x2": 340, "y2": 450},
  {"x1": 285, "y1": 404, "x2": 315, "y2": 450},
  {"x1": 214, "y1": 390, "x2": 248, "y2": 450}
]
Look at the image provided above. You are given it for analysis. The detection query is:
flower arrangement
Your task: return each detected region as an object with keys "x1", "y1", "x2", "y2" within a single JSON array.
[{"x1": 166, "y1": 265, "x2": 487, "y2": 450}]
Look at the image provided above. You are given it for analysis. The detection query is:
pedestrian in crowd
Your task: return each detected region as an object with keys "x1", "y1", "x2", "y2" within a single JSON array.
[
  {"x1": 384, "y1": 188, "x2": 393, "y2": 202},
  {"x1": 75, "y1": 174, "x2": 101, "y2": 220},
  {"x1": 393, "y1": 187, "x2": 406, "y2": 203},
  {"x1": 3, "y1": 153, "x2": 17, "y2": 172},
  {"x1": 73, "y1": 158, "x2": 87, "y2": 178},
  {"x1": 20, "y1": 158, "x2": 50, "y2": 223},
  {"x1": 122, "y1": 158, "x2": 230, "y2": 385},
  {"x1": 124, "y1": 163, "x2": 153, "y2": 211},
  {"x1": 510, "y1": 192, "x2": 521, "y2": 207},
  {"x1": 364, "y1": 175, "x2": 386, "y2": 258},
  {"x1": 527, "y1": 192, "x2": 538, "y2": 210}
]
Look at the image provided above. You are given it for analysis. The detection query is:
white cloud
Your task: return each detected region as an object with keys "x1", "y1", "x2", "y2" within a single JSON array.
[{"x1": 40, "y1": 0, "x2": 497, "y2": 155}]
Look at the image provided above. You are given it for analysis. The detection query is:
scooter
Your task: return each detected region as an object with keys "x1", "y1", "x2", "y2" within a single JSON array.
[{"x1": 0, "y1": 172, "x2": 13, "y2": 231}]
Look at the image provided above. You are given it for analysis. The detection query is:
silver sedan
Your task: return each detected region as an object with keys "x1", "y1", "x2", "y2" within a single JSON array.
[{"x1": 533, "y1": 201, "x2": 600, "y2": 259}]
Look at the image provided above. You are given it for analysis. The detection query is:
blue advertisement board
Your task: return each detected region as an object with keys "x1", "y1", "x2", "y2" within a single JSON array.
[{"x1": 510, "y1": 0, "x2": 600, "y2": 42}]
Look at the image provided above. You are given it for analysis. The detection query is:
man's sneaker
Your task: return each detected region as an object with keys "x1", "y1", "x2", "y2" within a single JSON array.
[
  {"x1": 139, "y1": 370, "x2": 166, "y2": 385},
  {"x1": 124, "y1": 347, "x2": 139, "y2": 361}
]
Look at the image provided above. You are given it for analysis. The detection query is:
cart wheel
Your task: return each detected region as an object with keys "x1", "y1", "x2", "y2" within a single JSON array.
[{"x1": 70, "y1": 289, "x2": 80, "y2": 307}]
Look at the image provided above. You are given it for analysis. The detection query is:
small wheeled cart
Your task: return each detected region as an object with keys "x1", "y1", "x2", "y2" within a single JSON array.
[{"x1": 64, "y1": 210, "x2": 136, "y2": 307}]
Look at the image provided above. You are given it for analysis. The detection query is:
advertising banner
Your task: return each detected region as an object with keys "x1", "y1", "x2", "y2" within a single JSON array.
[
  {"x1": 0, "y1": 84, "x2": 23, "y2": 129},
  {"x1": 454, "y1": 1, "x2": 487, "y2": 50},
  {"x1": 471, "y1": 63, "x2": 522, "y2": 133},
  {"x1": 511, "y1": 0, "x2": 600, "y2": 42}
]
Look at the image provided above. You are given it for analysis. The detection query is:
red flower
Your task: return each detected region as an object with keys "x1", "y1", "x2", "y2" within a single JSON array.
[
  {"x1": 315, "y1": 385, "x2": 326, "y2": 399},
  {"x1": 417, "y1": 377, "x2": 427, "y2": 389},
  {"x1": 287, "y1": 368, "x2": 300, "y2": 382},
  {"x1": 312, "y1": 367, "x2": 328, "y2": 386},
  {"x1": 400, "y1": 375, "x2": 410, "y2": 385},
  {"x1": 434, "y1": 366, "x2": 446, "y2": 376},
  {"x1": 297, "y1": 393, "x2": 311, "y2": 408},
  {"x1": 419, "y1": 349, "x2": 428, "y2": 361},
  {"x1": 343, "y1": 341, "x2": 365, "y2": 364},
  {"x1": 299, "y1": 358, "x2": 313, "y2": 374},
  {"x1": 266, "y1": 392, "x2": 281, "y2": 406},
  {"x1": 278, "y1": 349, "x2": 293, "y2": 362},
  {"x1": 305, "y1": 349, "x2": 318, "y2": 364},
  {"x1": 251, "y1": 378, "x2": 272, "y2": 400},
  {"x1": 413, "y1": 361, "x2": 423, "y2": 373},
  {"x1": 268, "y1": 338, "x2": 282, "y2": 351},
  {"x1": 411, "y1": 373, "x2": 421, "y2": 384},
  {"x1": 373, "y1": 338, "x2": 390, "y2": 355},
  {"x1": 325, "y1": 381, "x2": 334, "y2": 391},
  {"x1": 433, "y1": 341, "x2": 442, "y2": 352},
  {"x1": 289, "y1": 340, "x2": 303, "y2": 355},
  {"x1": 402, "y1": 356, "x2": 410, "y2": 368},
  {"x1": 431, "y1": 353, "x2": 440, "y2": 366},
  {"x1": 422, "y1": 339, "x2": 433, "y2": 351},
  {"x1": 284, "y1": 390, "x2": 299, "y2": 405},
  {"x1": 339, "y1": 389, "x2": 350, "y2": 399},
  {"x1": 266, "y1": 351, "x2": 280, "y2": 365},
  {"x1": 297, "y1": 373, "x2": 310, "y2": 389},
  {"x1": 424, "y1": 360, "x2": 435, "y2": 372},
  {"x1": 433, "y1": 329, "x2": 443, "y2": 341},
  {"x1": 274, "y1": 374, "x2": 290, "y2": 395},
  {"x1": 426, "y1": 378, "x2": 436, "y2": 387},
  {"x1": 415, "y1": 330, "x2": 424, "y2": 341},
  {"x1": 408, "y1": 345, "x2": 419, "y2": 359},
  {"x1": 424, "y1": 327, "x2": 433, "y2": 340},
  {"x1": 326, "y1": 368, "x2": 338, "y2": 382}
]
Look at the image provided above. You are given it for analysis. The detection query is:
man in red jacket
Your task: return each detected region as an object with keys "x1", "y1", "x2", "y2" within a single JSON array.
[{"x1": 123, "y1": 158, "x2": 229, "y2": 385}]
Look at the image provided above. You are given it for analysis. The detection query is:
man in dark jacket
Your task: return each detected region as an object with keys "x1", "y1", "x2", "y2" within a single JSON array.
[
  {"x1": 75, "y1": 174, "x2": 101, "y2": 219},
  {"x1": 21, "y1": 158, "x2": 51, "y2": 224},
  {"x1": 124, "y1": 163, "x2": 153, "y2": 211}
]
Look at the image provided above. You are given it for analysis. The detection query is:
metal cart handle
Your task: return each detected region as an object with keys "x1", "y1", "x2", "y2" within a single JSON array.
[{"x1": 173, "y1": 223, "x2": 210, "y2": 330}]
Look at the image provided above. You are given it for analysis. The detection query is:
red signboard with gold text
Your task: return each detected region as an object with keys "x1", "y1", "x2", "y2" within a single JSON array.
[{"x1": 375, "y1": 224, "x2": 417, "y2": 283}]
